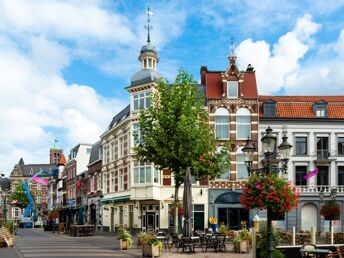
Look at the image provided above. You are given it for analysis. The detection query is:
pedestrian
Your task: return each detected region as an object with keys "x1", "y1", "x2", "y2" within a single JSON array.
[{"x1": 52, "y1": 219, "x2": 55, "y2": 234}]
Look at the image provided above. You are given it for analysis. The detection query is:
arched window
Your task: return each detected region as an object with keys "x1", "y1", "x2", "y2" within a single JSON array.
[
  {"x1": 236, "y1": 108, "x2": 251, "y2": 140},
  {"x1": 237, "y1": 148, "x2": 248, "y2": 180},
  {"x1": 215, "y1": 108, "x2": 229, "y2": 140},
  {"x1": 217, "y1": 146, "x2": 229, "y2": 180}
]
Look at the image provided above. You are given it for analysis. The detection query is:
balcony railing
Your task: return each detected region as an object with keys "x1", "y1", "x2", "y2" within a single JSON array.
[
  {"x1": 317, "y1": 149, "x2": 330, "y2": 159},
  {"x1": 295, "y1": 185, "x2": 344, "y2": 194}
]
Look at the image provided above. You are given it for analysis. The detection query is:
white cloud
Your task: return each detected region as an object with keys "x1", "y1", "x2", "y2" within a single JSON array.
[
  {"x1": 0, "y1": 33, "x2": 126, "y2": 176},
  {"x1": 0, "y1": 0, "x2": 136, "y2": 45},
  {"x1": 236, "y1": 14, "x2": 321, "y2": 94}
]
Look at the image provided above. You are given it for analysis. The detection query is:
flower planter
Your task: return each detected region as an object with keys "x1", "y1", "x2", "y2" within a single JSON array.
[
  {"x1": 120, "y1": 239, "x2": 128, "y2": 250},
  {"x1": 8, "y1": 236, "x2": 14, "y2": 247},
  {"x1": 234, "y1": 240, "x2": 249, "y2": 253},
  {"x1": 210, "y1": 224, "x2": 218, "y2": 232},
  {"x1": 142, "y1": 244, "x2": 161, "y2": 257}
]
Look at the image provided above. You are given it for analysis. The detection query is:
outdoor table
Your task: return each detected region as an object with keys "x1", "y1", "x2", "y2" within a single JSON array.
[
  {"x1": 156, "y1": 236, "x2": 165, "y2": 240},
  {"x1": 300, "y1": 248, "x2": 330, "y2": 258},
  {"x1": 69, "y1": 225, "x2": 95, "y2": 237}
]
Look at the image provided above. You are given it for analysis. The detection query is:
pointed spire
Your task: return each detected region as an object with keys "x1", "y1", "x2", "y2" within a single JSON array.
[
  {"x1": 145, "y1": 5, "x2": 153, "y2": 43},
  {"x1": 18, "y1": 158, "x2": 24, "y2": 167},
  {"x1": 53, "y1": 138, "x2": 60, "y2": 150},
  {"x1": 229, "y1": 36, "x2": 237, "y2": 65}
]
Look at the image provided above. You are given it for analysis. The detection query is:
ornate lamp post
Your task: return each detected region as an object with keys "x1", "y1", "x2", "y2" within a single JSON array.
[{"x1": 242, "y1": 126, "x2": 292, "y2": 258}]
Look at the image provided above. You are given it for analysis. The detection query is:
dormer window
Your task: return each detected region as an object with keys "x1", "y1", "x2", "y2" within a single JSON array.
[
  {"x1": 313, "y1": 101, "x2": 327, "y2": 118},
  {"x1": 227, "y1": 81, "x2": 238, "y2": 98},
  {"x1": 263, "y1": 100, "x2": 276, "y2": 117}
]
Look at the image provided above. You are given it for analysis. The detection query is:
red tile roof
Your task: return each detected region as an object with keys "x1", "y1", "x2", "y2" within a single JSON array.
[
  {"x1": 204, "y1": 71, "x2": 258, "y2": 99},
  {"x1": 259, "y1": 96, "x2": 344, "y2": 102},
  {"x1": 259, "y1": 95, "x2": 344, "y2": 118}
]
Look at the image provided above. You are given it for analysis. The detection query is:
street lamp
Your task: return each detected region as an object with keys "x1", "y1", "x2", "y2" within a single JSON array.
[{"x1": 242, "y1": 126, "x2": 292, "y2": 258}]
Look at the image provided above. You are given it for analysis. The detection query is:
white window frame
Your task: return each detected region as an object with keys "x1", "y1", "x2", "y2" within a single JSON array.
[
  {"x1": 237, "y1": 148, "x2": 248, "y2": 180},
  {"x1": 215, "y1": 108, "x2": 230, "y2": 140},
  {"x1": 236, "y1": 108, "x2": 251, "y2": 140},
  {"x1": 110, "y1": 171, "x2": 114, "y2": 192},
  {"x1": 37, "y1": 182, "x2": 42, "y2": 190},
  {"x1": 133, "y1": 123, "x2": 141, "y2": 146},
  {"x1": 119, "y1": 168, "x2": 124, "y2": 190},
  {"x1": 133, "y1": 91, "x2": 152, "y2": 112},
  {"x1": 227, "y1": 81, "x2": 238, "y2": 98},
  {"x1": 133, "y1": 161, "x2": 152, "y2": 184}
]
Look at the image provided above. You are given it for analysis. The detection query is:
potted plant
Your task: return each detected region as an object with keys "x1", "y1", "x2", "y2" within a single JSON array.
[
  {"x1": 233, "y1": 224, "x2": 250, "y2": 253},
  {"x1": 320, "y1": 201, "x2": 341, "y2": 220},
  {"x1": 139, "y1": 233, "x2": 163, "y2": 257},
  {"x1": 117, "y1": 226, "x2": 133, "y2": 250},
  {"x1": 3, "y1": 221, "x2": 16, "y2": 247},
  {"x1": 218, "y1": 223, "x2": 229, "y2": 235},
  {"x1": 208, "y1": 217, "x2": 218, "y2": 232}
]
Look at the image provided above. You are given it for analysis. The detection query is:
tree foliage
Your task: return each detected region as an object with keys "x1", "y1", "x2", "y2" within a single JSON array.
[
  {"x1": 10, "y1": 184, "x2": 34, "y2": 210},
  {"x1": 135, "y1": 69, "x2": 231, "y2": 188}
]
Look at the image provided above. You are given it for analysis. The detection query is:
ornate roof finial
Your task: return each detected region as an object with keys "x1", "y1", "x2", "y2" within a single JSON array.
[
  {"x1": 229, "y1": 36, "x2": 237, "y2": 65},
  {"x1": 53, "y1": 138, "x2": 60, "y2": 150},
  {"x1": 145, "y1": 5, "x2": 154, "y2": 43}
]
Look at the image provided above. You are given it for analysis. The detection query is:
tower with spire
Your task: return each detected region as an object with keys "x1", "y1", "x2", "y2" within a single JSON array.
[
  {"x1": 50, "y1": 138, "x2": 66, "y2": 165},
  {"x1": 128, "y1": 5, "x2": 161, "y2": 90}
]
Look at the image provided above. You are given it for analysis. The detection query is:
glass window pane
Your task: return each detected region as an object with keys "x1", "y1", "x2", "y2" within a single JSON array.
[
  {"x1": 146, "y1": 167, "x2": 152, "y2": 183},
  {"x1": 134, "y1": 99, "x2": 138, "y2": 111},
  {"x1": 237, "y1": 153, "x2": 248, "y2": 179},
  {"x1": 140, "y1": 167, "x2": 145, "y2": 183},
  {"x1": 227, "y1": 81, "x2": 238, "y2": 97}
]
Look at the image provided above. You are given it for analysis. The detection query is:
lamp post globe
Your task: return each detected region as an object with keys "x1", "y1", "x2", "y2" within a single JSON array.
[
  {"x1": 261, "y1": 126, "x2": 277, "y2": 154},
  {"x1": 278, "y1": 135, "x2": 292, "y2": 160}
]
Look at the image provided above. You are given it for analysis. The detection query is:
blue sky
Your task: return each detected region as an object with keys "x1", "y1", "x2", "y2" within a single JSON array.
[{"x1": 1, "y1": 0, "x2": 344, "y2": 175}]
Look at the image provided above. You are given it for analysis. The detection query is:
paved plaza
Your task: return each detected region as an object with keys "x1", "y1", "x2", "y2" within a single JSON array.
[{"x1": 0, "y1": 228, "x2": 252, "y2": 258}]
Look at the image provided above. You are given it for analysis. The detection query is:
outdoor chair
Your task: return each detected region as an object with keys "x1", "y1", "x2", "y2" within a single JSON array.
[
  {"x1": 203, "y1": 234, "x2": 217, "y2": 253},
  {"x1": 214, "y1": 234, "x2": 227, "y2": 253},
  {"x1": 180, "y1": 236, "x2": 195, "y2": 254},
  {"x1": 162, "y1": 234, "x2": 170, "y2": 251},
  {"x1": 301, "y1": 243, "x2": 317, "y2": 258},
  {"x1": 170, "y1": 233, "x2": 179, "y2": 249}
]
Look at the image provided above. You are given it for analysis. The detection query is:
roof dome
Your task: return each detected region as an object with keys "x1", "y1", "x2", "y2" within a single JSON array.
[
  {"x1": 140, "y1": 43, "x2": 157, "y2": 55},
  {"x1": 130, "y1": 69, "x2": 161, "y2": 86}
]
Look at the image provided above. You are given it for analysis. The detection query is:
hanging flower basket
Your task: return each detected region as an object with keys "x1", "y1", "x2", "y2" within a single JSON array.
[
  {"x1": 320, "y1": 201, "x2": 341, "y2": 220},
  {"x1": 48, "y1": 209, "x2": 59, "y2": 219},
  {"x1": 240, "y1": 174, "x2": 300, "y2": 214}
]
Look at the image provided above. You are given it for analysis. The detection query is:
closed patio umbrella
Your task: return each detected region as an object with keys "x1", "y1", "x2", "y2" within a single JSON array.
[{"x1": 183, "y1": 167, "x2": 193, "y2": 237}]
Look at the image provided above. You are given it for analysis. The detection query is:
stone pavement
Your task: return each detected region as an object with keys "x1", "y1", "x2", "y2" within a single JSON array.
[{"x1": 0, "y1": 228, "x2": 252, "y2": 258}]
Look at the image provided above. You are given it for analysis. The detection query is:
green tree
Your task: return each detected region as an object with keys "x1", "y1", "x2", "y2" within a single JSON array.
[
  {"x1": 135, "y1": 70, "x2": 230, "y2": 232},
  {"x1": 10, "y1": 184, "x2": 35, "y2": 210}
]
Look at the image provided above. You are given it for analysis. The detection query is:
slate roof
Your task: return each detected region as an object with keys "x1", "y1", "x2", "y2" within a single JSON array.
[
  {"x1": 107, "y1": 105, "x2": 130, "y2": 131},
  {"x1": 130, "y1": 69, "x2": 162, "y2": 87},
  {"x1": 89, "y1": 141, "x2": 101, "y2": 165},
  {"x1": 13, "y1": 158, "x2": 57, "y2": 177}
]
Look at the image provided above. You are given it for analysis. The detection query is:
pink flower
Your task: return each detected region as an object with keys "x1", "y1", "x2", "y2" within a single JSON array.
[{"x1": 255, "y1": 184, "x2": 261, "y2": 189}]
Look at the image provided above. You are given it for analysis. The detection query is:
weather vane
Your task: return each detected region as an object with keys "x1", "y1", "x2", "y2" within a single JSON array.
[
  {"x1": 145, "y1": 6, "x2": 154, "y2": 43},
  {"x1": 230, "y1": 36, "x2": 235, "y2": 56}
]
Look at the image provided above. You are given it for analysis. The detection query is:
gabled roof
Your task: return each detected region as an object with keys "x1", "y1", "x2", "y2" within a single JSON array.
[
  {"x1": 201, "y1": 66, "x2": 258, "y2": 99},
  {"x1": 259, "y1": 95, "x2": 344, "y2": 119}
]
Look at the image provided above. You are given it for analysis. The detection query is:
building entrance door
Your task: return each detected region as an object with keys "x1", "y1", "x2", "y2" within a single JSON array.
[
  {"x1": 146, "y1": 213, "x2": 155, "y2": 231},
  {"x1": 218, "y1": 207, "x2": 249, "y2": 230}
]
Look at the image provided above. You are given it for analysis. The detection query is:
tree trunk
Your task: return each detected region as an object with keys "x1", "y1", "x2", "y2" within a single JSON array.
[{"x1": 173, "y1": 185, "x2": 180, "y2": 234}]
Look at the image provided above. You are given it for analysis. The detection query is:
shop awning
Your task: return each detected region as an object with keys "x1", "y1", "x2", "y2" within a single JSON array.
[{"x1": 100, "y1": 196, "x2": 131, "y2": 204}]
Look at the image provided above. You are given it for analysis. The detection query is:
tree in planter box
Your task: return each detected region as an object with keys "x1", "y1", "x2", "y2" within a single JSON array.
[
  {"x1": 233, "y1": 224, "x2": 251, "y2": 253},
  {"x1": 138, "y1": 233, "x2": 163, "y2": 257},
  {"x1": 257, "y1": 222, "x2": 283, "y2": 258},
  {"x1": 117, "y1": 226, "x2": 133, "y2": 250}
]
